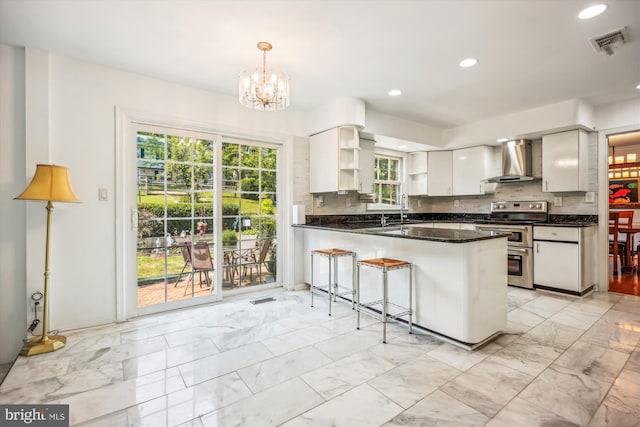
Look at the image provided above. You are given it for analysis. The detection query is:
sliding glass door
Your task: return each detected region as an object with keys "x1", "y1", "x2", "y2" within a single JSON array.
[
  {"x1": 135, "y1": 126, "x2": 220, "y2": 308},
  {"x1": 221, "y1": 138, "x2": 278, "y2": 289},
  {"x1": 131, "y1": 124, "x2": 280, "y2": 313}
]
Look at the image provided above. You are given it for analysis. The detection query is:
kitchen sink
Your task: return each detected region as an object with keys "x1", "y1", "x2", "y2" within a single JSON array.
[
  {"x1": 360, "y1": 225, "x2": 410, "y2": 235},
  {"x1": 379, "y1": 228, "x2": 409, "y2": 235}
]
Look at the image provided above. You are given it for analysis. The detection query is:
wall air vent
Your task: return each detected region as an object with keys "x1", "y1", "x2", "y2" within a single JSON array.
[{"x1": 589, "y1": 26, "x2": 631, "y2": 56}]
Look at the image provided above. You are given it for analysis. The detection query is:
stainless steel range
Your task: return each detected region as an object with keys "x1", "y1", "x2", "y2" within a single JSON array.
[{"x1": 475, "y1": 201, "x2": 548, "y2": 289}]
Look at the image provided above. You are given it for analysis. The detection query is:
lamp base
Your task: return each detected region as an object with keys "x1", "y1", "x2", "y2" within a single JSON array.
[{"x1": 20, "y1": 335, "x2": 66, "y2": 356}]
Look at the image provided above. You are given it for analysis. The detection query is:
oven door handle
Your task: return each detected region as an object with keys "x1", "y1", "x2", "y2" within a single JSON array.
[{"x1": 508, "y1": 248, "x2": 529, "y2": 253}]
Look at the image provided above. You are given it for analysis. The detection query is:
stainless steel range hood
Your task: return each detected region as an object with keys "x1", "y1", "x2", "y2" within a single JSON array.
[{"x1": 485, "y1": 139, "x2": 534, "y2": 183}]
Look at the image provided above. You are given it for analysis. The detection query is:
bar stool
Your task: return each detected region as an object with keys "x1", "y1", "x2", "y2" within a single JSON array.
[
  {"x1": 310, "y1": 248, "x2": 356, "y2": 316},
  {"x1": 356, "y1": 257, "x2": 412, "y2": 343}
]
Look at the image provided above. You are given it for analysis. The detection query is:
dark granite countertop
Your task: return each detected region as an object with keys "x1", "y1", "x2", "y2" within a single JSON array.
[
  {"x1": 292, "y1": 223, "x2": 509, "y2": 243},
  {"x1": 302, "y1": 213, "x2": 598, "y2": 228}
]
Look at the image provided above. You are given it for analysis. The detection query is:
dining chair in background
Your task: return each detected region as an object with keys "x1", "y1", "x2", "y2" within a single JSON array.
[
  {"x1": 609, "y1": 211, "x2": 626, "y2": 274},
  {"x1": 616, "y1": 210, "x2": 635, "y2": 269}
]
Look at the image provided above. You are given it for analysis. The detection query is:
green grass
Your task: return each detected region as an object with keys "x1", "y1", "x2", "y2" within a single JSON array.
[{"x1": 138, "y1": 253, "x2": 187, "y2": 278}]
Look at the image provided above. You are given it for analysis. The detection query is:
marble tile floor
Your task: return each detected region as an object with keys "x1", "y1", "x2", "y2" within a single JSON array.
[{"x1": 1, "y1": 287, "x2": 639, "y2": 426}]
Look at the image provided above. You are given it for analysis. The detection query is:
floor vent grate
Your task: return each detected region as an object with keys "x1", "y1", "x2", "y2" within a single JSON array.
[{"x1": 250, "y1": 297, "x2": 276, "y2": 305}]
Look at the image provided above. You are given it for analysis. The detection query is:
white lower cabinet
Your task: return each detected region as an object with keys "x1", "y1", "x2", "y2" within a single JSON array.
[{"x1": 533, "y1": 226, "x2": 595, "y2": 295}]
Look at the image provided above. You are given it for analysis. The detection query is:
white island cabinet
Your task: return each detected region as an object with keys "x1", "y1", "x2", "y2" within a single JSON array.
[
  {"x1": 295, "y1": 225, "x2": 507, "y2": 346},
  {"x1": 533, "y1": 225, "x2": 596, "y2": 295}
]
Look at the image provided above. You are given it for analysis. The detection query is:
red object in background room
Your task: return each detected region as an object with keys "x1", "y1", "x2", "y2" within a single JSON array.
[{"x1": 609, "y1": 179, "x2": 639, "y2": 204}]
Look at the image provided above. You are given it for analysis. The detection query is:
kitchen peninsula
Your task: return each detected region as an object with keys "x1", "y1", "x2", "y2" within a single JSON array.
[{"x1": 293, "y1": 223, "x2": 509, "y2": 347}]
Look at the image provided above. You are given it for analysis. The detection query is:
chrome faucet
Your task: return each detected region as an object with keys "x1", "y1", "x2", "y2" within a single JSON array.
[
  {"x1": 380, "y1": 214, "x2": 389, "y2": 227},
  {"x1": 400, "y1": 194, "x2": 408, "y2": 223}
]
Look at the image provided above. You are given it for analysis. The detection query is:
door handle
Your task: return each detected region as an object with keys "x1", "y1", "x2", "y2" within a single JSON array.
[
  {"x1": 131, "y1": 209, "x2": 138, "y2": 231},
  {"x1": 510, "y1": 248, "x2": 529, "y2": 253}
]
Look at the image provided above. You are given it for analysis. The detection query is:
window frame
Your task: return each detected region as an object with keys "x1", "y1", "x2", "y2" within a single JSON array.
[{"x1": 367, "y1": 149, "x2": 406, "y2": 211}]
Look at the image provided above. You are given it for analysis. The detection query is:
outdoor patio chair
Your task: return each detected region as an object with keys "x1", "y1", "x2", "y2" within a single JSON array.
[
  {"x1": 174, "y1": 238, "x2": 192, "y2": 287},
  {"x1": 183, "y1": 243, "x2": 214, "y2": 295},
  {"x1": 241, "y1": 238, "x2": 272, "y2": 284}
]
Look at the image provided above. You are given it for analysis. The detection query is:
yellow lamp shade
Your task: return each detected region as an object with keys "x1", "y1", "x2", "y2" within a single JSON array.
[{"x1": 15, "y1": 164, "x2": 80, "y2": 202}]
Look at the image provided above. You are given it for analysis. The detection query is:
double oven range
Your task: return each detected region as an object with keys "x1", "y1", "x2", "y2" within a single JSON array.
[{"x1": 475, "y1": 201, "x2": 548, "y2": 289}]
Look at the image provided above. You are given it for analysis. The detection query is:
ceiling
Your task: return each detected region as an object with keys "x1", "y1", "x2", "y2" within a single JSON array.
[
  {"x1": 609, "y1": 131, "x2": 640, "y2": 147},
  {"x1": 0, "y1": 0, "x2": 639, "y2": 132}
]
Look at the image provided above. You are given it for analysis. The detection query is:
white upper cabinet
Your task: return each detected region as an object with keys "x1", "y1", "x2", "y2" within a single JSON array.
[
  {"x1": 407, "y1": 151, "x2": 428, "y2": 196},
  {"x1": 309, "y1": 126, "x2": 374, "y2": 193},
  {"x1": 427, "y1": 151, "x2": 453, "y2": 196},
  {"x1": 542, "y1": 129, "x2": 590, "y2": 192},
  {"x1": 452, "y1": 146, "x2": 497, "y2": 196}
]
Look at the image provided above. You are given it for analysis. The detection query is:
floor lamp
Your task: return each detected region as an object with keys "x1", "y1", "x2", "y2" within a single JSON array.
[{"x1": 15, "y1": 164, "x2": 80, "y2": 356}]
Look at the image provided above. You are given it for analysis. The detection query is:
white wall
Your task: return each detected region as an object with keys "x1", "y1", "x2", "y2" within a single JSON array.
[
  {"x1": 443, "y1": 99, "x2": 595, "y2": 147},
  {"x1": 0, "y1": 45, "x2": 27, "y2": 364},
  {"x1": 17, "y1": 48, "x2": 310, "y2": 335},
  {"x1": 595, "y1": 98, "x2": 640, "y2": 130}
]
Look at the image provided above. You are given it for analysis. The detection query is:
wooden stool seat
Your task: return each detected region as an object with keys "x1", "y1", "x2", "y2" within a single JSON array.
[
  {"x1": 313, "y1": 248, "x2": 354, "y2": 257},
  {"x1": 310, "y1": 248, "x2": 356, "y2": 315},
  {"x1": 358, "y1": 258, "x2": 410, "y2": 269}
]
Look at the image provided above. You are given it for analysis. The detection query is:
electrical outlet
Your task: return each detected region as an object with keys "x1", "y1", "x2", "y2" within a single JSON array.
[
  {"x1": 453, "y1": 199, "x2": 460, "y2": 207},
  {"x1": 585, "y1": 191, "x2": 595, "y2": 203},
  {"x1": 345, "y1": 198, "x2": 351, "y2": 207},
  {"x1": 98, "y1": 187, "x2": 108, "y2": 201},
  {"x1": 553, "y1": 196, "x2": 563, "y2": 207},
  {"x1": 417, "y1": 199, "x2": 422, "y2": 208}
]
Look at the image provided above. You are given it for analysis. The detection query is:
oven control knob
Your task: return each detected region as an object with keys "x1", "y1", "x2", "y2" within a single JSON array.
[{"x1": 529, "y1": 204, "x2": 534, "y2": 208}]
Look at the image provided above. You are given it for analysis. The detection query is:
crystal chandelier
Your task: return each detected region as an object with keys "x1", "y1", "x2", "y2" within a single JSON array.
[{"x1": 238, "y1": 42, "x2": 290, "y2": 111}]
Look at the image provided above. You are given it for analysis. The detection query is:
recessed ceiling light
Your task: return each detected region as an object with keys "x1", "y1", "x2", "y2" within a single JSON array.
[
  {"x1": 636, "y1": 83, "x2": 640, "y2": 90},
  {"x1": 578, "y1": 4, "x2": 607, "y2": 19},
  {"x1": 496, "y1": 138, "x2": 509, "y2": 143},
  {"x1": 388, "y1": 89, "x2": 402, "y2": 96},
  {"x1": 459, "y1": 58, "x2": 478, "y2": 68},
  {"x1": 398, "y1": 145, "x2": 407, "y2": 149}
]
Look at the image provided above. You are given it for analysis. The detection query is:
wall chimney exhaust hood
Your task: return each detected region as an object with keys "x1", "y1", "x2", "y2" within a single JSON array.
[{"x1": 485, "y1": 139, "x2": 534, "y2": 183}]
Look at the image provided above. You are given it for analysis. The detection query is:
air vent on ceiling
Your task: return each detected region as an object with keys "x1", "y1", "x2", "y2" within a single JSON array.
[{"x1": 589, "y1": 26, "x2": 631, "y2": 56}]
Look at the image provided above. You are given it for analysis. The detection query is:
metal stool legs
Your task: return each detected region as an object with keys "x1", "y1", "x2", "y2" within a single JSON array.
[
  {"x1": 310, "y1": 249, "x2": 356, "y2": 316},
  {"x1": 357, "y1": 258, "x2": 413, "y2": 343}
]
